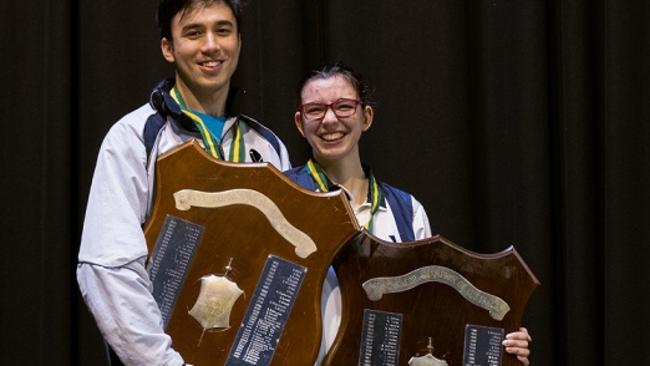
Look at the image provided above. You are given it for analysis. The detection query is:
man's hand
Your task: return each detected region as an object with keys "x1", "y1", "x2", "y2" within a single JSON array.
[{"x1": 502, "y1": 327, "x2": 532, "y2": 365}]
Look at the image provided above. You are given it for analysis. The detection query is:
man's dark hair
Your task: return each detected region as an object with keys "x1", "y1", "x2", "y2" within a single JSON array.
[
  {"x1": 157, "y1": 0, "x2": 244, "y2": 40},
  {"x1": 297, "y1": 63, "x2": 371, "y2": 107}
]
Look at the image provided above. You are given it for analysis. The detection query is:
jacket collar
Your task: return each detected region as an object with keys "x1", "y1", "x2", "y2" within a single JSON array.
[
  {"x1": 149, "y1": 78, "x2": 196, "y2": 132},
  {"x1": 303, "y1": 163, "x2": 387, "y2": 209}
]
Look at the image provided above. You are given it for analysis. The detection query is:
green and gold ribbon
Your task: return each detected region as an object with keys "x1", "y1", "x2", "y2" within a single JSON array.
[
  {"x1": 306, "y1": 159, "x2": 332, "y2": 192},
  {"x1": 366, "y1": 172, "x2": 381, "y2": 233},
  {"x1": 170, "y1": 87, "x2": 245, "y2": 161},
  {"x1": 305, "y1": 159, "x2": 382, "y2": 232},
  {"x1": 228, "y1": 122, "x2": 246, "y2": 163}
]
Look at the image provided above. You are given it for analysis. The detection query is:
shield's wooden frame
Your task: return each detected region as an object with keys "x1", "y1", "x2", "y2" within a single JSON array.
[
  {"x1": 324, "y1": 232, "x2": 540, "y2": 366},
  {"x1": 144, "y1": 140, "x2": 360, "y2": 365}
]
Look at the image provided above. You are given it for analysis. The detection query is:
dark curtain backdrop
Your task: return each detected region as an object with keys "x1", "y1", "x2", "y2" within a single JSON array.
[{"x1": 2, "y1": 0, "x2": 648, "y2": 365}]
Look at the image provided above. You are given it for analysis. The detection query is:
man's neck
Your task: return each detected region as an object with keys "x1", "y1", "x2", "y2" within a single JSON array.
[
  {"x1": 174, "y1": 77, "x2": 229, "y2": 116},
  {"x1": 318, "y1": 154, "x2": 368, "y2": 206}
]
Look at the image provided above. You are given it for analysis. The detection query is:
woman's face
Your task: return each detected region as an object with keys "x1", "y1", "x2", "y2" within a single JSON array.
[{"x1": 295, "y1": 75, "x2": 373, "y2": 165}]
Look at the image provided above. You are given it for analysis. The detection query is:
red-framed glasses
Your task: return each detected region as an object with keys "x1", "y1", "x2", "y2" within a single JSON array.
[{"x1": 299, "y1": 98, "x2": 361, "y2": 121}]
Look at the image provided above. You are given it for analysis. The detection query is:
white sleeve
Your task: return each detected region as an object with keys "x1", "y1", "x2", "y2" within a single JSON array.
[
  {"x1": 78, "y1": 120, "x2": 150, "y2": 266},
  {"x1": 77, "y1": 119, "x2": 184, "y2": 365},
  {"x1": 77, "y1": 260, "x2": 184, "y2": 366},
  {"x1": 411, "y1": 197, "x2": 432, "y2": 240}
]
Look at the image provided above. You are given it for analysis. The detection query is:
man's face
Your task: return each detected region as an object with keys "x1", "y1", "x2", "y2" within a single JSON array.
[{"x1": 161, "y1": 2, "x2": 241, "y2": 98}]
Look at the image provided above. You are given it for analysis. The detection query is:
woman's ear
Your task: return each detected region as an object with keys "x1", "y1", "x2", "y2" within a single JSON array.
[
  {"x1": 362, "y1": 105, "x2": 374, "y2": 132},
  {"x1": 294, "y1": 111, "x2": 306, "y2": 137}
]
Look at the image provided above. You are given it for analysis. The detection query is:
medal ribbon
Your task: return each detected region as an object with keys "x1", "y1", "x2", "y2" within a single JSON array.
[
  {"x1": 306, "y1": 159, "x2": 382, "y2": 232},
  {"x1": 170, "y1": 87, "x2": 245, "y2": 161}
]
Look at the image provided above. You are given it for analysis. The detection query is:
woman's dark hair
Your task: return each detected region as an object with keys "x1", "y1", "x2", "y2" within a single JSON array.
[
  {"x1": 297, "y1": 63, "x2": 371, "y2": 107},
  {"x1": 157, "y1": 0, "x2": 245, "y2": 40}
]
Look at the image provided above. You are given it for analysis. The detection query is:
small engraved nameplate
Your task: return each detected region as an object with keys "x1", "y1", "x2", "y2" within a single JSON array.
[
  {"x1": 462, "y1": 324, "x2": 504, "y2": 366},
  {"x1": 226, "y1": 255, "x2": 307, "y2": 366},
  {"x1": 147, "y1": 215, "x2": 204, "y2": 328},
  {"x1": 358, "y1": 309, "x2": 403, "y2": 366}
]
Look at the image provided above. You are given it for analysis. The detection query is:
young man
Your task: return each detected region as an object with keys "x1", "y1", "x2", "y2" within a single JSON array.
[{"x1": 76, "y1": 1, "x2": 290, "y2": 365}]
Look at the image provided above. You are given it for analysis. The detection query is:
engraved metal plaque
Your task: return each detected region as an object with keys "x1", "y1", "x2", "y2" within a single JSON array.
[
  {"x1": 147, "y1": 215, "x2": 204, "y2": 327},
  {"x1": 173, "y1": 188, "x2": 317, "y2": 258},
  {"x1": 188, "y1": 275, "x2": 243, "y2": 331},
  {"x1": 362, "y1": 265, "x2": 511, "y2": 321},
  {"x1": 357, "y1": 309, "x2": 403, "y2": 366},
  {"x1": 408, "y1": 337, "x2": 449, "y2": 366},
  {"x1": 462, "y1": 324, "x2": 504, "y2": 366},
  {"x1": 226, "y1": 255, "x2": 307, "y2": 366}
]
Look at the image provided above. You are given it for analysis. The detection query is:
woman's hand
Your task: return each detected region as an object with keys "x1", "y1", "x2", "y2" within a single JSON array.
[{"x1": 502, "y1": 327, "x2": 532, "y2": 365}]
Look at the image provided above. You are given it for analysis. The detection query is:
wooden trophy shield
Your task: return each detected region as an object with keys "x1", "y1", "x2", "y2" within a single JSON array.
[
  {"x1": 143, "y1": 141, "x2": 360, "y2": 365},
  {"x1": 324, "y1": 232, "x2": 540, "y2": 366}
]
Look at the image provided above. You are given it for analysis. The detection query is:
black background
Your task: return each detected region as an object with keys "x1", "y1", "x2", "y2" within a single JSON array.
[{"x1": 1, "y1": 0, "x2": 649, "y2": 365}]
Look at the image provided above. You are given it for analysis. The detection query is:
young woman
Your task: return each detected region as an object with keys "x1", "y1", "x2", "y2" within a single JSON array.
[{"x1": 285, "y1": 64, "x2": 532, "y2": 365}]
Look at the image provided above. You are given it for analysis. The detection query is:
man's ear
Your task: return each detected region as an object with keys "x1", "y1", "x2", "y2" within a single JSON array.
[
  {"x1": 161, "y1": 37, "x2": 175, "y2": 64},
  {"x1": 362, "y1": 105, "x2": 374, "y2": 132},
  {"x1": 294, "y1": 112, "x2": 306, "y2": 137}
]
